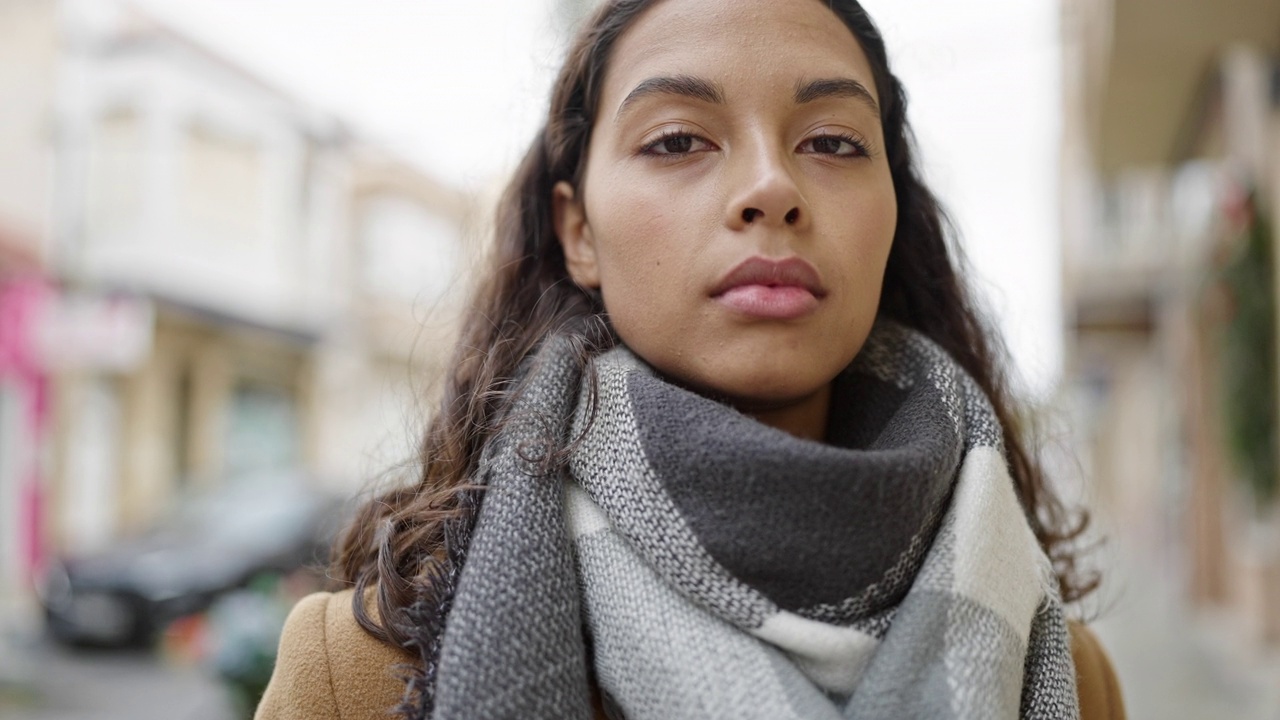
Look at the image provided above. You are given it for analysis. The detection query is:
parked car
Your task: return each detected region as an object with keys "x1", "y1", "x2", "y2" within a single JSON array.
[{"x1": 39, "y1": 474, "x2": 347, "y2": 648}]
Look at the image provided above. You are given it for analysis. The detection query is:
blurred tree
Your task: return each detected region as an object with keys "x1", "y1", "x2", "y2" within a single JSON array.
[{"x1": 1219, "y1": 192, "x2": 1278, "y2": 508}]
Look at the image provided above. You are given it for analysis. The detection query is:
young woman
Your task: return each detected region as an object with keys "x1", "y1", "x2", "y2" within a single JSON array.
[{"x1": 257, "y1": 0, "x2": 1125, "y2": 718}]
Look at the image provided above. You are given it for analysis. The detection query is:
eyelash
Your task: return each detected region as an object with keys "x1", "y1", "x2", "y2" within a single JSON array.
[
  {"x1": 800, "y1": 131, "x2": 872, "y2": 158},
  {"x1": 638, "y1": 129, "x2": 872, "y2": 158},
  {"x1": 639, "y1": 128, "x2": 713, "y2": 157}
]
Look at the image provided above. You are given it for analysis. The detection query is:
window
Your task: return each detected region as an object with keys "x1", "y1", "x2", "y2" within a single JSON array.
[
  {"x1": 86, "y1": 107, "x2": 144, "y2": 238},
  {"x1": 359, "y1": 195, "x2": 460, "y2": 304},
  {"x1": 180, "y1": 122, "x2": 263, "y2": 247},
  {"x1": 224, "y1": 380, "x2": 298, "y2": 479}
]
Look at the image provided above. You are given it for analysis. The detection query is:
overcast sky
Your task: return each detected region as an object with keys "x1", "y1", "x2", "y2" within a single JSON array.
[{"x1": 128, "y1": 0, "x2": 1064, "y2": 399}]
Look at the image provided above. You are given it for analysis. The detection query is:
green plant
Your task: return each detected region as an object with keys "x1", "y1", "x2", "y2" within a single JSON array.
[{"x1": 1219, "y1": 196, "x2": 1278, "y2": 507}]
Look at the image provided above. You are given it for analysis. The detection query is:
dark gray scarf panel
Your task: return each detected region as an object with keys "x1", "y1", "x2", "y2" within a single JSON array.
[{"x1": 630, "y1": 367, "x2": 958, "y2": 615}]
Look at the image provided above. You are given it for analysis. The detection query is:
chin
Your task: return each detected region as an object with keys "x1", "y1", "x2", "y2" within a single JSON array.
[{"x1": 618, "y1": 322, "x2": 869, "y2": 408}]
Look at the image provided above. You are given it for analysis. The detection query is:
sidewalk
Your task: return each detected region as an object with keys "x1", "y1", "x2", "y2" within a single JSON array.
[
  {"x1": 0, "y1": 637, "x2": 236, "y2": 720},
  {"x1": 1090, "y1": 532, "x2": 1280, "y2": 720}
]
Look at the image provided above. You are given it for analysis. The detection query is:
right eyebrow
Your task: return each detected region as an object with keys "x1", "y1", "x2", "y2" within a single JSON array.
[
  {"x1": 793, "y1": 77, "x2": 880, "y2": 116},
  {"x1": 614, "y1": 75, "x2": 726, "y2": 122}
]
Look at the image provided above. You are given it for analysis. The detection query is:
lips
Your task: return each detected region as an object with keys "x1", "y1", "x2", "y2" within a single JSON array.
[{"x1": 711, "y1": 256, "x2": 826, "y2": 320}]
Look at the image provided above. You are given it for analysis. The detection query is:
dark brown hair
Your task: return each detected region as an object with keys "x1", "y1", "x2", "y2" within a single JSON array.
[{"x1": 332, "y1": 0, "x2": 1094, "y2": 696}]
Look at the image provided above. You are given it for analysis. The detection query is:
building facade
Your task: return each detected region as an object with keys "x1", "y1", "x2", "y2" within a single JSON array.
[
  {"x1": 1059, "y1": 0, "x2": 1280, "y2": 711},
  {"x1": 0, "y1": 0, "x2": 64, "y2": 645},
  {"x1": 0, "y1": 0, "x2": 474, "y2": 640}
]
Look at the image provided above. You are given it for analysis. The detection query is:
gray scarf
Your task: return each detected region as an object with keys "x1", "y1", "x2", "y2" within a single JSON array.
[{"x1": 421, "y1": 321, "x2": 1079, "y2": 719}]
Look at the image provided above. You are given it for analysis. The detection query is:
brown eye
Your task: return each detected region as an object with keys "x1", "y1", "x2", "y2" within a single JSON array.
[
  {"x1": 799, "y1": 133, "x2": 868, "y2": 158},
  {"x1": 641, "y1": 132, "x2": 714, "y2": 156},
  {"x1": 661, "y1": 135, "x2": 694, "y2": 154},
  {"x1": 811, "y1": 137, "x2": 845, "y2": 154}
]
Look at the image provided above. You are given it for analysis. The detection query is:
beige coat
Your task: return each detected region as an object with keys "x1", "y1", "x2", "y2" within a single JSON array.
[{"x1": 256, "y1": 589, "x2": 1126, "y2": 719}]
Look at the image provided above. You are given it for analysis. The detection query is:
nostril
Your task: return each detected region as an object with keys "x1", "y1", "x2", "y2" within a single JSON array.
[
  {"x1": 785, "y1": 208, "x2": 800, "y2": 224},
  {"x1": 742, "y1": 208, "x2": 761, "y2": 223}
]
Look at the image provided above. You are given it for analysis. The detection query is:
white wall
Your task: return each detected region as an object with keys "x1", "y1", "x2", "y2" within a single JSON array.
[
  {"x1": 0, "y1": 0, "x2": 57, "y2": 253},
  {"x1": 59, "y1": 5, "x2": 349, "y2": 334},
  {"x1": 359, "y1": 195, "x2": 460, "y2": 305}
]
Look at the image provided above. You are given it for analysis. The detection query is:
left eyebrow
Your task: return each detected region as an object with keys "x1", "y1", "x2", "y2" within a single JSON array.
[
  {"x1": 793, "y1": 78, "x2": 880, "y2": 117},
  {"x1": 615, "y1": 74, "x2": 726, "y2": 122}
]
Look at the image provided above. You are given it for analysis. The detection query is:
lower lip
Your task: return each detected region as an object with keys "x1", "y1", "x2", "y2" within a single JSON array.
[{"x1": 714, "y1": 285, "x2": 820, "y2": 319}]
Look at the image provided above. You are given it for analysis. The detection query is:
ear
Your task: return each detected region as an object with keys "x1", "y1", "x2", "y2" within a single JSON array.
[{"x1": 553, "y1": 181, "x2": 600, "y2": 289}]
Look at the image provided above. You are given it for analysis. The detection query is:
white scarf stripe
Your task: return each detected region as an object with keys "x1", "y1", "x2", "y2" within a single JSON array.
[{"x1": 949, "y1": 446, "x2": 1052, "y2": 647}]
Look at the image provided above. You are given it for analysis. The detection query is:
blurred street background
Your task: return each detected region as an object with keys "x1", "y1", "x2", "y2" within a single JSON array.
[{"x1": 1, "y1": 0, "x2": 1279, "y2": 718}]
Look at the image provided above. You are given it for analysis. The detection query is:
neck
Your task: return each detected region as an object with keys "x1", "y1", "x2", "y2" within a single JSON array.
[{"x1": 736, "y1": 383, "x2": 832, "y2": 442}]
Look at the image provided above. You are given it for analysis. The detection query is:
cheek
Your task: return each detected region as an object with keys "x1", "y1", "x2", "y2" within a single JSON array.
[
  {"x1": 586, "y1": 167, "x2": 717, "y2": 327},
  {"x1": 823, "y1": 181, "x2": 898, "y2": 301},
  {"x1": 860, "y1": 215, "x2": 898, "y2": 292}
]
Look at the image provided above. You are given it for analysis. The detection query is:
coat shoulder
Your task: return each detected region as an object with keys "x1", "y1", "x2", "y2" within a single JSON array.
[
  {"x1": 1068, "y1": 620, "x2": 1126, "y2": 720},
  {"x1": 255, "y1": 589, "x2": 416, "y2": 720}
]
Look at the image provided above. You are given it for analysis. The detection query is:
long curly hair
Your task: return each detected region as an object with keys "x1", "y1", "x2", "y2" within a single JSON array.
[{"x1": 331, "y1": 0, "x2": 1094, "y2": 711}]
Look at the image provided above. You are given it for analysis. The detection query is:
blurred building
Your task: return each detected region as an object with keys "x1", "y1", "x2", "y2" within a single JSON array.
[
  {"x1": 0, "y1": 0, "x2": 64, "y2": 650},
  {"x1": 0, "y1": 0, "x2": 474, "y2": 638},
  {"x1": 1060, "y1": 0, "x2": 1280, "y2": 708}
]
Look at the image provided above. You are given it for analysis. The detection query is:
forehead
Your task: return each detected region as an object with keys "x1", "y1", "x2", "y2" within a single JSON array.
[{"x1": 602, "y1": 0, "x2": 877, "y2": 109}]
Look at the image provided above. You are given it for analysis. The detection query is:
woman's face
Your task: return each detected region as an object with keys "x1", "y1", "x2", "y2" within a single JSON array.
[{"x1": 555, "y1": 0, "x2": 896, "y2": 412}]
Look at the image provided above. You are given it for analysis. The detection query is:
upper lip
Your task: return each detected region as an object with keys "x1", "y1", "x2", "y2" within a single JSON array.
[{"x1": 710, "y1": 256, "x2": 827, "y2": 298}]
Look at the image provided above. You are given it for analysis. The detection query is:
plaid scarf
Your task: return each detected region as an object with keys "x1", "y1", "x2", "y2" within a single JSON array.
[{"x1": 417, "y1": 321, "x2": 1079, "y2": 719}]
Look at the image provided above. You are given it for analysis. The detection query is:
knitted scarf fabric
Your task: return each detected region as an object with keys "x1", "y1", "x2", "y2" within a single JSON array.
[{"x1": 424, "y1": 321, "x2": 1079, "y2": 719}]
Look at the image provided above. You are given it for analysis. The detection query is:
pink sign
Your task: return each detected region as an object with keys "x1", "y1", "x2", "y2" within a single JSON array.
[{"x1": 0, "y1": 275, "x2": 51, "y2": 584}]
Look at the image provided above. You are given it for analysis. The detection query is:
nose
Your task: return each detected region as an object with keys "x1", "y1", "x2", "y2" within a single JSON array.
[{"x1": 724, "y1": 141, "x2": 809, "y2": 231}]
